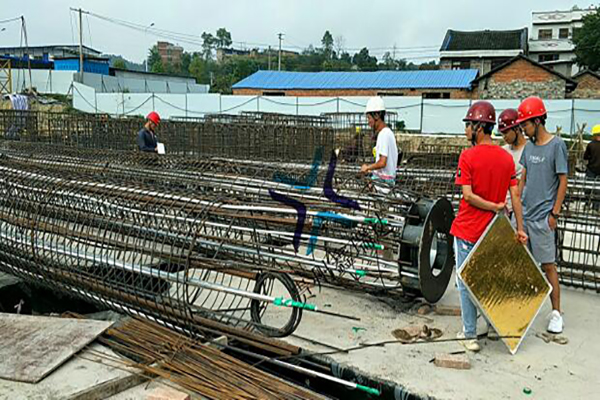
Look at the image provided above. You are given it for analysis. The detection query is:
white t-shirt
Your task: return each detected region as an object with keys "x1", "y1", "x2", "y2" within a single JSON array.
[
  {"x1": 502, "y1": 144, "x2": 524, "y2": 212},
  {"x1": 374, "y1": 127, "x2": 398, "y2": 180}
]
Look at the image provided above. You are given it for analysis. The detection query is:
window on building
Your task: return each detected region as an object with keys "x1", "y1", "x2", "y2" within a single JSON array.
[
  {"x1": 377, "y1": 92, "x2": 404, "y2": 96},
  {"x1": 262, "y1": 91, "x2": 285, "y2": 96},
  {"x1": 451, "y1": 60, "x2": 470, "y2": 70},
  {"x1": 559, "y1": 28, "x2": 569, "y2": 39},
  {"x1": 538, "y1": 53, "x2": 560, "y2": 62},
  {"x1": 538, "y1": 29, "x2": 553, "y2": 40},
  {"x1": 573, "y1": 28, "x2": 582, "y2": 40},
  {"x1": 423, "y1": 92, "x2": 451, "y2": 99}
]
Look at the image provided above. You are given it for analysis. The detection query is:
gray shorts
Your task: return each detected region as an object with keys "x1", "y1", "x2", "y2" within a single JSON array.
[{"x1": 523, "y1": 217, "x2": 556, "y2": 265}]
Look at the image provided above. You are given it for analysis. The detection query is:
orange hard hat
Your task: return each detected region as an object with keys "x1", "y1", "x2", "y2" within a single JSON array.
[{"x1": 516, "y1": 96, "x2": 547, "y2": 125}]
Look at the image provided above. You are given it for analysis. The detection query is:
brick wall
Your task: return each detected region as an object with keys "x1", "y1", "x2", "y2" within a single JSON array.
[
  {"x1": 475, "y1": 58, "x2": 567, "y2": 99},
  {"x1": 232, "y1": 88, "x2": 470, "y2": 99},
  {"x1": 571, "y1": 73, "x2": 600, "y2": 99}
]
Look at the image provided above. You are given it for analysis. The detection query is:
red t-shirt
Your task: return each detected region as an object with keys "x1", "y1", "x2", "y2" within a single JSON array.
[{"x1": 450, "y1": 144, "x2": 517, "y2": 244}]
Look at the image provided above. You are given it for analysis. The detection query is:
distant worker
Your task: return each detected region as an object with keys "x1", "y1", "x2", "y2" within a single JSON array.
[
  {"x1": 360, "y1": 96, "x2": 399, "y2": 191},
  {"x1": 517, "y1": 96, "x2": 568, "y2": 334},
  {"x1": 451, "y1": 101, "x2": 527, "y2": 352},
  {"x1": 584, "y1": 124, "x2": 600, "y2": 180},
  {"x1": 498, "y1": 108, "x2": 527, "y2": 218},
  {"x1": 137, "y1": 111, "x2": 160, "y2": 152}
]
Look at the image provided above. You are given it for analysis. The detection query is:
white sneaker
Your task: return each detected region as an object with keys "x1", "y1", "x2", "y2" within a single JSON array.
[
  {"x1": 547, "y1": 310, "x2": 563, "y2": 334},
  {"x1": 457, "y1": 332, "x2": 480, "y2": 352}
]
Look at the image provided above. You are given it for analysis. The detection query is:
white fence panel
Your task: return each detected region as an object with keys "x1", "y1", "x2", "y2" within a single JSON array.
[
  {"x1": 221, "y1": 95, "x2": 259, "y2": 114},
  {"x1": 258, "y1": 96, "x2": 298, "y2": 115},
  {"x1": 421, "y1": 99, "x2": 471, "y2": 134},
  {"x1": 186, "y1": 93, "x2": 221, "y2": 116},
  {"x1": 297, "y1": 97, "x2": 338, "y2": 116},
  {"x1": 72, "y1": 82, "x2": 96, "y2": 113}
]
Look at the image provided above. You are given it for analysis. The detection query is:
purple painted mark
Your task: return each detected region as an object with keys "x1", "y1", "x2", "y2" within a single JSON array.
[
  {"x1": 268, "y1": 188, "x2": 306, "y2": 252},
  {"x1": 324, "y1": 151, "x2": 361, "y2": 211}
]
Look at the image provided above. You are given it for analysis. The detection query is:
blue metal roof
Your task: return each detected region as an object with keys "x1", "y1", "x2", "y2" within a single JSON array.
[{"x1": 233, "y1": 70, "x2": 479, "y2": 90}]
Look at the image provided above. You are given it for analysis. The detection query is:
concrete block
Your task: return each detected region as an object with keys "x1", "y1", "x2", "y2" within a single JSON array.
[
  {"x1": 147, "y1": 385, "x2": 191, "y2": 400},
  {"x1": 433, "y1": 353, "x2": 471, "y2": 370},
  {"x1": 417, "y1": 304, "x2": 432, "y2": 315}
]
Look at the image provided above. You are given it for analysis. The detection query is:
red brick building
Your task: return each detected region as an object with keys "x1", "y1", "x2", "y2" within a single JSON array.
[
  {"x1": 470, "y1": 55, "x2": 576, "y2": 99},
  {"x1": 570, "y1": 70, "x2": 600, "y2": 99},
  {"x1": 156, "y1": 41, "x2": 183, "y2": 66}
]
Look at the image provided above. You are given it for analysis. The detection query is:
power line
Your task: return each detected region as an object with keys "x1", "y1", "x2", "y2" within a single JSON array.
[
  {"x1": 77, "y1": 8, "x2": 442, "y2": 59},
  {"x1": 0, "y1": 16, "x2": 23, "y2": 25}
]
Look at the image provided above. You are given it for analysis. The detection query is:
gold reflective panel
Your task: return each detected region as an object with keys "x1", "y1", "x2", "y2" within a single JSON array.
[{"x1": 458, "y1": 214, "x2": 551, "y2": 354}]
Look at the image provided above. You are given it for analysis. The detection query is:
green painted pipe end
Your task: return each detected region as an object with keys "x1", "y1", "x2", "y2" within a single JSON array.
[{"x1": 356, "y1": 384, "x2": 381, "y2": 396}]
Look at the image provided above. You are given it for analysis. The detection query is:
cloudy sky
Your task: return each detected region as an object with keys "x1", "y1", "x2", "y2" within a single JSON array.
[{"x1": 0, "y1": 0, "x2": 585, "y2": 63}]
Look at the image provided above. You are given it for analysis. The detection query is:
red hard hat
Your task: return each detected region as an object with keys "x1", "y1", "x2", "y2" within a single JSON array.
[
  {"x1": 516, "y1": 96, "x2": 546, "y2": 124},
  {"x1": 498, "y1": 109, "x2": 519, "y2": 133},
  {"x1": 463, "y1": 101, "x2": 496, "y2": 124},
  {"x1": 147, "y1": 111, "x2": 161, "y2": 125}
]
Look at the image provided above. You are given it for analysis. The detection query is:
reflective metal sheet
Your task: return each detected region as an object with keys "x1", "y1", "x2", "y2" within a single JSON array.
[{"x1": 458, "y1": 214, "x2": 552, "y2": 354}]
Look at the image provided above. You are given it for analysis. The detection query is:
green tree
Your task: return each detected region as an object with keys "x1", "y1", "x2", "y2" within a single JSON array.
[
  {"x1": 215, "y1": 28, "x2": 233, "y2": 48},
  {"x1": 321, "y1": 30, "x2": 334, "y2": 59},
  {"x1": 147, "y1": 45, "x2": 164, "y2": 73},
  {"x1": 352, "y1": 47, "x2": 378, "y2": 71},
  {"x1": 573, "y1": 8, "x2": 600, "y2": 71},
  {"x1": 201, "y1": 32, "x2": 216, "y2": 59},
  {"x1": 112, "y1": 58, "x2": 127, "y2": 69},
  {"x1": 180, "y1": 52, "x2": 192, "y2": 76}
]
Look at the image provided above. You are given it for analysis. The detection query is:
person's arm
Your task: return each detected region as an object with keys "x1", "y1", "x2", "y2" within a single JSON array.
[
  {"x1": 462, "y1": 185, "x2": 505, "y2": 212},
  {"x1": 509, "y1": 185, "x2": 528, "y2": 244},
  {"x1": 518, "y1": 167, "x2": 527, "y2": 196},
  {"x1": 361, "y1": 156, "x2": 387, "y2": 173},
  {"x1": 548, "y1": 174, "x2": 567, "y2": 230}
]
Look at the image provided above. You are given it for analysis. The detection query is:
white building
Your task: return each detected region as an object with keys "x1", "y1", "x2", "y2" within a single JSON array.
[{"x1": 529, "y1": 6, "x2": 597, "y2": 77}]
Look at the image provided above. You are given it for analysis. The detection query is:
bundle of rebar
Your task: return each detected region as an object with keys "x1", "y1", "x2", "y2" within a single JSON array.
[
  {"x1": 88, "y1": 317, "x2": 329, "y2": 400},
  {"x1": 0, "y1": 141, "x2": 456, "y2": 304}
]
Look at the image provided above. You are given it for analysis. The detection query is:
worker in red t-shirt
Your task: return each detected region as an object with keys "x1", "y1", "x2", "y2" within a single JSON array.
[{"x1": 451, "y1": 101, "x2": 528, "y2": 352}]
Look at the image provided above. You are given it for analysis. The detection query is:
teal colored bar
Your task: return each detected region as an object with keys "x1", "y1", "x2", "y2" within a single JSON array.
[
  {"x1": 356, "y1": 384, "x2": 381, "y2": 396},
  {"x1": 364, "y1": 217, "x2": 388, "y2": 225}
]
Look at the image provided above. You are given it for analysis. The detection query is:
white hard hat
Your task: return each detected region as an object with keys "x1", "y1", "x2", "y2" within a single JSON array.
[{"x1": 365, "y1": 96, "x2": 386, "y2": 114}]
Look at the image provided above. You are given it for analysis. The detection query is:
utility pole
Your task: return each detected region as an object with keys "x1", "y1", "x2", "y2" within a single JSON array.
[
  {"x1": 78, "y1": 8, "x2": 84, "y2": 79},
  {"x1": 21, "y1": 16, "x2": 32, "y2": 93},
  {"x1": 277, "y1": 33, "x2": 284, "y2": 71},
  {"x1": 268, "y1": 45, "x2": 271, "y2": 70}
]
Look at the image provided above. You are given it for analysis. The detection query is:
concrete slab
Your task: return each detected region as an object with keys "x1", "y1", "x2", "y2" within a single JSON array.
[
  {"x1": 107, "y1": 379, "x2": 204, "y2": 400},
  {"x1": 0, "y1": 343, "x2": 144, "y2": 400},
  {"x1": 0, "y1": 313, "x2": 113, "y2": 383},
  {"x1": 283, "y1": 277, "x2": 600, "y2": 400}
]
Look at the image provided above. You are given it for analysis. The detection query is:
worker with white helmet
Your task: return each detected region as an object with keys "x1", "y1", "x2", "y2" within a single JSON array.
[{"x1": 360, "y1": 96, "x2": 399, "y2": 188}]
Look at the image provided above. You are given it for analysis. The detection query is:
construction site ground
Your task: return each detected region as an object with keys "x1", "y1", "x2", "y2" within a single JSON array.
[{"x1": 283, "y1": 275, "x2": 600, "y2": 400}]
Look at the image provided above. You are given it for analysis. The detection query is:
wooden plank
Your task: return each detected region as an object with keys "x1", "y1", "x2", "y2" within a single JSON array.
[{"x1": 0, "y1": 313, "x2": 113, "y2": 383}]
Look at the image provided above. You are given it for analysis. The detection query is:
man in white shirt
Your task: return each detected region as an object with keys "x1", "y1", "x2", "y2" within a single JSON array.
[
  {"x1": 498, "y1": 108, "x2": 526, "y2": 216},
  {"x1": 360, "y1": 96, "x2": 399, "y2": 186}
]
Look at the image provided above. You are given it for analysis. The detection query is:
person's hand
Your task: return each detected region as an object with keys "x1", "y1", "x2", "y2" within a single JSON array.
[
  {"x1": 360, "y1": 164, "x2": 369, "y2": 174},
  {"x1": 548, "y1": 214, "x2": 557, "y2": 231},
  {"x1": 495, "y1": 202, "x2": 506, "y2": 213},
  {"x1": 515, "y1": 229, "x2": 528, "y2": 245}
]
